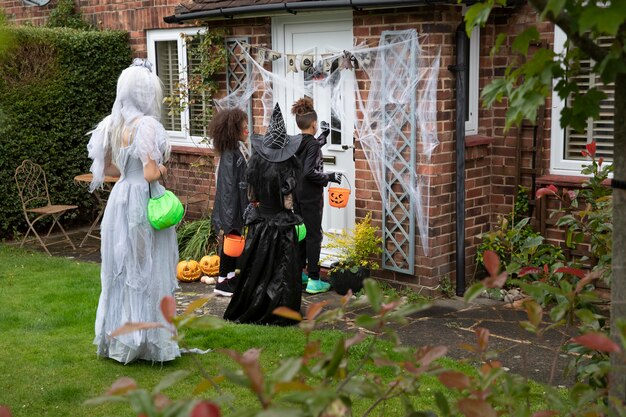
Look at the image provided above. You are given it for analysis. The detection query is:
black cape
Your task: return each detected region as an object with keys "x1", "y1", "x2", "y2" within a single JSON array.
[{"x1": 223, "y1": 154, "x2": 303, "y2": 326}]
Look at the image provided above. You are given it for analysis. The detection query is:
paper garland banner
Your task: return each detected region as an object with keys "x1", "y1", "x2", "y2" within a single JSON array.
[
  {"x1": 286, "y1": 54, "x2": 298, "y2": 73},
  {"x1": 235, "y1": 40, "x2": 357, "y2": 75},
  {"x1": 300, "y1": 54, "x2": 313, "y2": 71}
]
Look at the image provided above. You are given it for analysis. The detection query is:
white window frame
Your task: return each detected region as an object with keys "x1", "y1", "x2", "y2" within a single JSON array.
[
  {"x1": 465, "y1": 25, "x2": 480, "y2": 135},
  {"x1": 550, "y1": 26, "x2": 584, "y2": 175},
  {"x1": 147, "y1": 27, "x2": 204, "y2": 146}
]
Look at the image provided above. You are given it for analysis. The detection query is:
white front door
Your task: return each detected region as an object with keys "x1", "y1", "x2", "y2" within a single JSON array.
[{"x1": 272, "y1": 13, "x2": 355, "y2": 264}]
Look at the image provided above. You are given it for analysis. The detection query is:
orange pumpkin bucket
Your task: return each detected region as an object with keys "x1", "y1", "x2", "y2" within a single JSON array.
[
  {"x1": 328, "y1": 176, "x2": 351, "y2": 208},
  {"x1": 223, "y1": 234, "x2": 245, "y2": 257}
]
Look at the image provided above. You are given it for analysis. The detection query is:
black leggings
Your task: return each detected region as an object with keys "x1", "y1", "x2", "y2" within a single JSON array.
[
  {"x1": 298, "y1": 202, "x2": 323, "y2": 280},
  {"x1": 219, "y1": 250, "x2": 237, "y2": 277}
]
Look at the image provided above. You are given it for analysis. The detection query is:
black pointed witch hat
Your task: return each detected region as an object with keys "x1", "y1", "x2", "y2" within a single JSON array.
[{"x1": 250, "y1": 103, "x2": 302, "y2": 162}]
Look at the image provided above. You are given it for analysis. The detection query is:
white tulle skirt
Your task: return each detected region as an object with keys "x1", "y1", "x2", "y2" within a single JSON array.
[{"x1": 93, "y1": 157, "x2": 180, "y2": 364}]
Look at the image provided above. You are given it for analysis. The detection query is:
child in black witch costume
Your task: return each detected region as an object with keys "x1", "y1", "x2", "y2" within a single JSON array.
[
  {"x1": 207, "y1": 108, "x2": 249, "y2": 296},
  {"x1": 292, "y1": 97, "x2": 342, "y2": 294},
  {"x1": 223, "y1": 103, "x2": 303, "y2": 326}
]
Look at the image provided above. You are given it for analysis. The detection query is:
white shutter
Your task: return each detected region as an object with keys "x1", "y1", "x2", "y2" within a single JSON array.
[
  {"x1": 564, "y1": 37, "x2": 614, "y2": 161},
  {"x1": 155, "y1": 40, "x2": 182, "y2": 132},
  {"x1": 186, "y1": 37, "x2": 208, "y2": 138}
]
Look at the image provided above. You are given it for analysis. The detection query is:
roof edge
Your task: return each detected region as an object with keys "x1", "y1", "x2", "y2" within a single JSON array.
[{"x1": 164, "y1": 0, "x2": 461, "y2": 24}]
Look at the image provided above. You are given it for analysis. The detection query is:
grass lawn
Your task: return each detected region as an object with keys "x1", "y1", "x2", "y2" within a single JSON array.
[{"x1": 0, "y1": 244, "x2": 555, "y2": 417}]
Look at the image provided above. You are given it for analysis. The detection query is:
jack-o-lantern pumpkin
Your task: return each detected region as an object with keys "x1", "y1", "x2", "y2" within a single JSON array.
[
  {"x1": 199, "y1": 254, "x2": 220, "y2": 276},
  {"x1": 177, "y1": 259, "x2": 202, "y2": 282},
  {"x1": 328, "y1": 186, "x2": 350, "y2": 208}
]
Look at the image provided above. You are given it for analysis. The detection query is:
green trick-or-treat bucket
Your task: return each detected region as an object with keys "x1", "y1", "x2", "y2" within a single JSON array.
[
  {"x1": 295, "y1": 223, "x2": 307, "y2": 242},
  {"x1": 147, "y1": 190, "x2": 184, "y2": 230}
]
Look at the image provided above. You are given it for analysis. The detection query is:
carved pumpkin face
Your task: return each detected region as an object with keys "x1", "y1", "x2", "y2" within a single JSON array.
[
  {"x1": 177, "y1": 259, "x2": 202, "y2": 282},
  {"x1": 199, "y1": 254, "x2": 220, "y2": 276},
  {"x1": 328, "y1": 187, "x2": 349, "y2": 208}
]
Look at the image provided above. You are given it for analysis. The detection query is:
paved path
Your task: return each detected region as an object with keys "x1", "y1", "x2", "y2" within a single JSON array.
[{"x1": 8, "y1": 227, "x2": 574, "y2": 386}]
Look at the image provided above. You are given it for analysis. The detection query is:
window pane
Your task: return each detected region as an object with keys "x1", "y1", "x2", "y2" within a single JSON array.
[
  {"x1": 564, "y1": 37, "x2": 613, "y2": 162},
  {"x1": 155, "y1": 40, "x2": 182, "y2": 132},
  {"x1": 186, "y1": 36, "x2": 208, "y2": 138}
]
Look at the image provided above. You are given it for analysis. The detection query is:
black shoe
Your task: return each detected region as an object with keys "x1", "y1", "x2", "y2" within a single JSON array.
[{"x1": 214, "y1": 277, "x2": 238, "y2": 297}]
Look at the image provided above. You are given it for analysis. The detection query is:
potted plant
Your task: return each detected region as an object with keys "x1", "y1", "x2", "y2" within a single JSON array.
[{"x1": 323, "y1": 212, "x2": 383, "y2": 295}]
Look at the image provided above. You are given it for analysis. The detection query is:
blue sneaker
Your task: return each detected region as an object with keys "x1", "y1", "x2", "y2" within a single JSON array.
[
  {"x1": 306, "y1": 279, "x2": 331, "y2": 294},
  {"x1": 301, "y1": 272, "x2": 309, "y2": 285}
]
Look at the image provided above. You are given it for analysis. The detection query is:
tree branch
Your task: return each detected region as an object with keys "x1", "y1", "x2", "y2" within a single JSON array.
[{"x1": 526, "y1": 0, "x2": 607, "y2": 63}]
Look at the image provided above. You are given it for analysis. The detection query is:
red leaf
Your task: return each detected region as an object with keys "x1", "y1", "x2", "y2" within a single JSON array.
[
  {"x1": 536, "y1": 187, "x2": 557, "y2": 199},
  {"x1": 161, "y1": 296, "x2": 176, "y2": 323},
  {"x1": 519, "y1": 266, "x2": 542, "y2": 277},
  {"x1": 153, "y1": 394, "x2": 172, "y2": 411},
  {"x1": 548, "y1": 184, "x2": 558, "y2": 193},
  {"x1": 0, "y1": 406, "x2": 12, "y2": 417},
  {"x1": 483, "y1": 250, "x2": 500, "y2": 277},
  {"x1": 223, "y1": 349, "x2": 265, "y2": 395},
  {"x1": 571, "y1": 332, "x2": 620, "y2": 353},
  {"x1": 191, "y1": 401, "x2": 221, "y2": 417},
  {"x1": 416, "y1": 345, "x2": 449, "y2": 367},
  {"x1": 480, "y1": 360, "x2": 502, "y2": 375},
  {"x1": 581, "y1": 150, "x2": 589, "y2": 157},
  {"x1": 345, "y1": 332, "x2": 367, "y2": 349},
  {"x1": 438, "y1": 371, "x2": 471, "y2": 390},
  {"x1": 475, "y1": 327, "x2": 490, "y2": 352},
  {"x1": 575, "y1": 271, "x2": 602, "y2": 294},
  {"x1": 586, "y1": 141, "x2": 596, "y2": 157},
  {"x1": 306, "y1": 301, "x2": 329, "y2": 321},
  {"x1": 598, "y1": 157, "x2": 604, "y2": 166},
  {"x1": 273, "y1": 306, "x2": 302, "y2": 322},
  {"x1": 457, "y1": 398, "x2": 497, "y2": 417},
  {"x1": 110, "y1": 322, "x2": 163, "y2": 338},
  {"x1": 555, "y1": 267, "x2": 586, "y2": 279},
  {"x1": 484, "y1": 272, "x2": 507, "y2": 289},
  {"x1": 106, "y1": 377, "x2": 137, "y2": 396}
]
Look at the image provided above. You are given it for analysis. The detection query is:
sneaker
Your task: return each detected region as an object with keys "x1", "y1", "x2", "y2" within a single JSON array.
[
  {"x1": 214, "y1": 276, "x2": 238, "y2": 297},
  {"x1": 301, "y1": 272, "x2": 309, "y2": 285},
  {"x1": 305, "y1": 279, "x2": 331, "y2": 294}
]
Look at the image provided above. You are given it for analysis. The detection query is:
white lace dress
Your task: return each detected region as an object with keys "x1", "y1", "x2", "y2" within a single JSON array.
[{"x1": 91, "y1": 117, "x2": 180, "y2": 364}]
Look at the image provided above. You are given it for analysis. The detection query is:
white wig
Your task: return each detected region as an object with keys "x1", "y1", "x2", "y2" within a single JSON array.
[{"x1": 87, "y1": 59, "x2": 168, "y2": 191}]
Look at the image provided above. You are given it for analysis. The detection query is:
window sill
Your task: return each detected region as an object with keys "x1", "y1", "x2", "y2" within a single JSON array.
[
  {"x1": 536, "y1": 174, "x2": 610, "y2": 187},
  {"x1": 465, "y1": 135, "x2": 494, "y2": 147},
  {"x1": 171, "y1": 145, "x2": 215, "y2": 156}
]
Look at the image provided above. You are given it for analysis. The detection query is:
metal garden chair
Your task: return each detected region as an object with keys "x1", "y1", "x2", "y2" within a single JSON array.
[{"x1": 14, "y1": 160, "x2": 78, "y2": 255}]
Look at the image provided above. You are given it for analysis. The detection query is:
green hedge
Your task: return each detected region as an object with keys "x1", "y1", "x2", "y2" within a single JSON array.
[{"x1": 0, "y1": 27, "x2": 131, "y2": 239}]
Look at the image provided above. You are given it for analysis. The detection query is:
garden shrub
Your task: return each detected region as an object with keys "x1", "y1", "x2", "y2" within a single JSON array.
[
  {"x1": 0, "y1": 26, "x2": 130, "y2": 238},
  {"x1": 476, "y1": 186, "x2": 564, "y2": 279}
]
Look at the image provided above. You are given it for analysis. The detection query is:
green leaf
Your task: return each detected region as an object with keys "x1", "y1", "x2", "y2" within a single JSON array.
[
  {"x1": 362, "y1": 278, "x2": 383, "y2": 313},
  {"x1": 541, "y1": 0, "x2": 566, "y2": 19},
  {"x1": 184, "y1": 315, "x2": 225, "y2": 330},
  {"x1": 464, "y1": 282, "x2": 485, "y2": 303},
  {"x1": 324, "y1": 337, "x2": 346, "y2": 378},
  {"x1": 434, "y1": 391, "x2": 451, "y2": 417},
  {"x1": 354, "y1": 314, "x2": 380, "y2": 330},
  {"x1": 549, "y1": 300, "x2": 570, "y2": 322},
  {"x1": 342, "y1": 378, "x2": 380, "y2": 397},
  {"x1": 152, "y1": 370, "x2": 190, "y2": 395},
  {"x1": 464, "y1": 2, "x2": 493, "y2": 36},
  {"x1": 511, "y1": 28, "x2": 539, "y2": 55},
  {"x1": 579, "y1": 4, "x2": 625, "y2": 35},
  {"x1": 490, "y1": 33, "x2": 507, "y2": 57},
  {"x1": 271, "y1": 357, "x2": 302, "y2": 383}
]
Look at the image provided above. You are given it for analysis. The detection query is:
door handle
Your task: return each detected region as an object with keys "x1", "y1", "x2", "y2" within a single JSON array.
[{"x1": 341, "y1": 145, "x2": 355, "y2": 150}]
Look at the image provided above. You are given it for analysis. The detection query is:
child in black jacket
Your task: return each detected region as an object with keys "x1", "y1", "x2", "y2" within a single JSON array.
[
  {"x1": 292, "y1": 97, "x2": 342, "y2": 294},
  {"x1": 207, "y1": 108, "x2": 249, "y2": 296}
]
